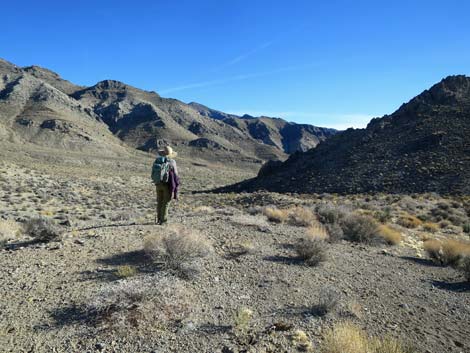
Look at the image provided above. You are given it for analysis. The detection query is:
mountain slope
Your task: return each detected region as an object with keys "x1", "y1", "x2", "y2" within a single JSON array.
[
  {"x1": 0, "y1": 59, "x2": 128, "y2": 155},
  {"x1": 227, "y1": 75, "x2": 470, "y2": 194},
  {"x1": 0, "y1": 58, "x2": 336, "y2": 162}
]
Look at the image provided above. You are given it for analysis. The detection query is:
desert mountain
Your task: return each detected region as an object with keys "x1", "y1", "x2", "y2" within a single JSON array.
[
  {"x1": 0, "y1": 59, "x2": 128, "y2": 155},
  {"x1": 0, "y1": 58, "x2": 336, "y2": 161},
  {"x1": 226, "y1": 75, "x2": 470, "y2": 194}
]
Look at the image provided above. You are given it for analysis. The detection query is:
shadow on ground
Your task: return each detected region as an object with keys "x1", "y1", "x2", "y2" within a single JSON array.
[
  {"x1": 431, "y1": 280, "x2": 470, "y2": 292},
  {"x1": 400, "y1": 256, "x2": 442, "y2": 267},
  {"x1": 263, "y1": 255, "x2": 304, "y2": 266}
]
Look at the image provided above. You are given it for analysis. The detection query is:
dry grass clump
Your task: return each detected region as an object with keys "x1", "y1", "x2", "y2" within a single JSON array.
[
  {"x1": 322, "y1": 322, "x2": 414, "y2": 353},
  {"x1": 377, "y1": 225, "x2": 402, "y2": 245},
  {"x1": 115, "y1": 265, "x2": 137, "y2": 279},
  {"x1": 287, "y1": 206, "x2": 317, "y2": 227},
  {"x1": 397, "y1": 213, "x2": 422, "y2": 229},
  {"x1": 292, "y1": 329, "x2": 313, "y2": 352},
  {"x1": 423, "y1": 238, "x2": 470, "y2": 266},
  {"x1": 422, "y1": 222, "x2": 439, "y2": 233},
  {"x1": 0, "y1": 219, "x2": 22, "y2": 246},
  {"x1": 341, "y1": 214, "x2": 380, "y2": 244},
  {"x1": 295, "y1": 227, "x2": 328, "y2": 266},
  {"x1": 306, "y1": 223, "x2": 329, "y2": 240},
  {"x1": 88, "y1": 276, "x2": 193, "y2": 330},
  {"x1": 23, "y1": 216, "x2": 62, "y2": 242},
  {"x1": 144, "y1": 225, "x2": 211, "y2": 278},
  {"x1": 263, "y1": 206, "x2": 288, "y2": 223},
  {"x1": 322, "y1": 322, "x2": 368, "y2": 353}
]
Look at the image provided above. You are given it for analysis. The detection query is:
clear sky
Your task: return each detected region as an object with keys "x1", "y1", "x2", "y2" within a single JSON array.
[{"x1": 2, "y1": 0, "x2": 469, "y2": 129}]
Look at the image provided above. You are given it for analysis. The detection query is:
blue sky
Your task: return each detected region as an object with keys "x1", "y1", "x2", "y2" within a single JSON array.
[{"x1": 2, "y1": 0, "x2": 469, "y2": 129}]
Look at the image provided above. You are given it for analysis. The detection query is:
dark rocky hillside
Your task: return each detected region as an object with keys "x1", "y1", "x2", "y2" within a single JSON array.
[
  {"x1": 0, "y1": 58, "x2": 336, "y2": 162},
  {"x1": 227, "y1": 75, "x2": 470, "y2": 194}
]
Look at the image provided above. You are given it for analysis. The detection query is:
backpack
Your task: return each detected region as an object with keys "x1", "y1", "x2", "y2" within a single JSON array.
[{"x1": 151, "y1": 157, "x2": 171, "y2": 184}]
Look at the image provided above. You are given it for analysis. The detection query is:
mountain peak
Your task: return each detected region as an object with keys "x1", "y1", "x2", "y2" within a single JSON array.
[{"x1": 93, "y1": 80, "x2": 130, "y2": 90}]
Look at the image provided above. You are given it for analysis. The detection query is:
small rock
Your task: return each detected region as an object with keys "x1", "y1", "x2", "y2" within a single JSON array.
[
  {"x1": 95, "y1": 342, "x2": 106, "y2": 351},
  {"x1": 74, "y1": 239, "x2": 85, "y2": 245}
]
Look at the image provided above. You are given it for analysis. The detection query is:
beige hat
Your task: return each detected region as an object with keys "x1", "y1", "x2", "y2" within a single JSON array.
[{"x1": 158, "y1": 145, "x2": 177, "y2": 158}]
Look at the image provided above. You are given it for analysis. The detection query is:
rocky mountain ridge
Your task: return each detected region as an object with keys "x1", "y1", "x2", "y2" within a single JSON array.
[
  {"x1": 0, "y1": 58, "x2": 336, "y2": 161},
  {"x1": 225, "y1": 75, "x2": 470, "y2": 194}
]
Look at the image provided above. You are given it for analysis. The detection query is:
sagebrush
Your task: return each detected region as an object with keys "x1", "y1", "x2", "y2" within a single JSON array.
[{"x1": 144, "y1": 225, "x2": 211, "y2": 278}]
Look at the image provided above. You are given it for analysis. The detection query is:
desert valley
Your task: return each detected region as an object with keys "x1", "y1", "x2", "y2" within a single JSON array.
[{"x1": 0, "y1": 58, "x2": 469, "y2": 353}]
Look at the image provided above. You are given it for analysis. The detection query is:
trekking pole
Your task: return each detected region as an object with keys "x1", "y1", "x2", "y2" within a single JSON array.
[{"x1": 155, "y1": 186, "x2": 158, "y2": 225}]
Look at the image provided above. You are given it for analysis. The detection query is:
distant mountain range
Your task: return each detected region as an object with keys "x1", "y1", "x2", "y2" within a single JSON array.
[
  {"x1": 0, "y1": 58, "x2": 336, "y2": 161},
  {"x1": 223, "y1": 75, "x2": 470, "y2": 194}
]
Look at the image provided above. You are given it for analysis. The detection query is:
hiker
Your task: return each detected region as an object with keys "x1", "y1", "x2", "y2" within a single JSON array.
[{"x1": 151, "y1": 145, "x2": 180, "y2": 225}]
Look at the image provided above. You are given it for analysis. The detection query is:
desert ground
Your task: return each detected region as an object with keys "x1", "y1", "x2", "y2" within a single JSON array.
[{"x1": 1, "y1": 141, "x2": 469, "y2": 353}]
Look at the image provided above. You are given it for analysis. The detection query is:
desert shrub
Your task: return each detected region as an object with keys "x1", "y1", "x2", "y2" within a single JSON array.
[
  {"x1": 23, "y1": 216, "x2": 62, "y2": 242},
  {"x1": 423, "y1": 239, "x2": 470, "y2": 266},
  {"x1": 263, "y1": 207, "x2": 288, "y2": 223},
  {"x1": 459, "y1": 256, "x2": 470, "y2": 281},
  {"x1": 397, "y1": 214, "x2": 422, "y2": 229},
  {"x1": 463, "y1": 223, "x2": 470, "y2": 234},
  {"x1": 316, "y1": 204, "x2": 350, "y2": 225},
  {"x1": 144, "y1": 225, "x2": 211, "y2": 278},
  {"x1": 292, "y1": 330, "x2": 313, "y2": 351},
  {"x1": 233, "y1": 307, "x2": 253, "y2": 334},
  {"x1": 314, "y1": 286, "x2": 340, "y2": 316},
  {"x1": 398, "y1": 196, "x2": 420, "y2": 212},
  {"x1": 295, "y1": 230, "x2": 328, "y2": 266},
  {"x1": 422, "y1": 222, "x2": 439, "y2": 233},
  {"x1": 88, "y1": 275, "x2": 192, "y2": 330},
  {"x1": 115, "y1": 265, "x2": 137, "y2": 278},
  {"x1": 430, "y1": 205, "x2": 467, "y2": 226},
  {"x1": 322, "y1": 322, "x2": 415, "y2": 353},
  {"x1": 0, "y1": 219, "x2": 22, "y2": 246},
  {"x1": 374, "y1": 207, "x2": 393, "y2": 223},
  {"x1": 341, "y1": 214, "x2": 380, "y2": 243},
  {"x1": 287, "y1": 206, "x2": 316, "y2": 227},
  {"x1": 325, "y1": 222, "x2": 344, "y2": 242},
  {"x1": 377, "y1": 225, "x2": 402, "y2": 245}
]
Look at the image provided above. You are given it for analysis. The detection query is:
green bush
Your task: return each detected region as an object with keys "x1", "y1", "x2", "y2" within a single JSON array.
[{"x1": 341, "y1": 214, "x2": 380, "y2": 243}]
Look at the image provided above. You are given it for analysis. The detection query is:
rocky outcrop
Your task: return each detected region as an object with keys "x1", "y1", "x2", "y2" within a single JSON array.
[{"x1": 226, "y1": 76, "x2": 470, "y2": 194}]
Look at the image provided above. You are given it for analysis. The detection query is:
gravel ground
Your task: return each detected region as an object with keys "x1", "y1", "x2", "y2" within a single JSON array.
[
  {"x1": 1, "y1": 207, "x2": 469, "y2": 353},
  {"x1": 1, "y1": 146, "x2": 469, "y2": 353}
]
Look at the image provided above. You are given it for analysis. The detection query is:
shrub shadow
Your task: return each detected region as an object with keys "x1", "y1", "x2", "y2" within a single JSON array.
[
  {"x1": 47, "y1": 304, "x2": 92, "y2": 328},
  {"x1": 431, "y1": 280, "x2": 470, "y2": 292},
  {"x1": 83, "y1": 250, "x2": 162, "y2": 282},
  {"x1": 263, "y1": 255, "x2": 304, "y2": 265},
  {"x1": 400, "y1": 256, "x2": 441, "y2": 267},
  {"x1": 97, "y1": 250, "x2": 150, "y2": 267}
]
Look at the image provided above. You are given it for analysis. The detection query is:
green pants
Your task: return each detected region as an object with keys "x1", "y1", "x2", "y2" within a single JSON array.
[{"x1": 156, "y1": 183, "x2": 172, "y2": 223}]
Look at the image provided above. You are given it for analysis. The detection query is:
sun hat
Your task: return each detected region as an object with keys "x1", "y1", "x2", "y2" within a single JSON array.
[{"x1": 158, "y1": 145, "x2": 177, "y2": 158}]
